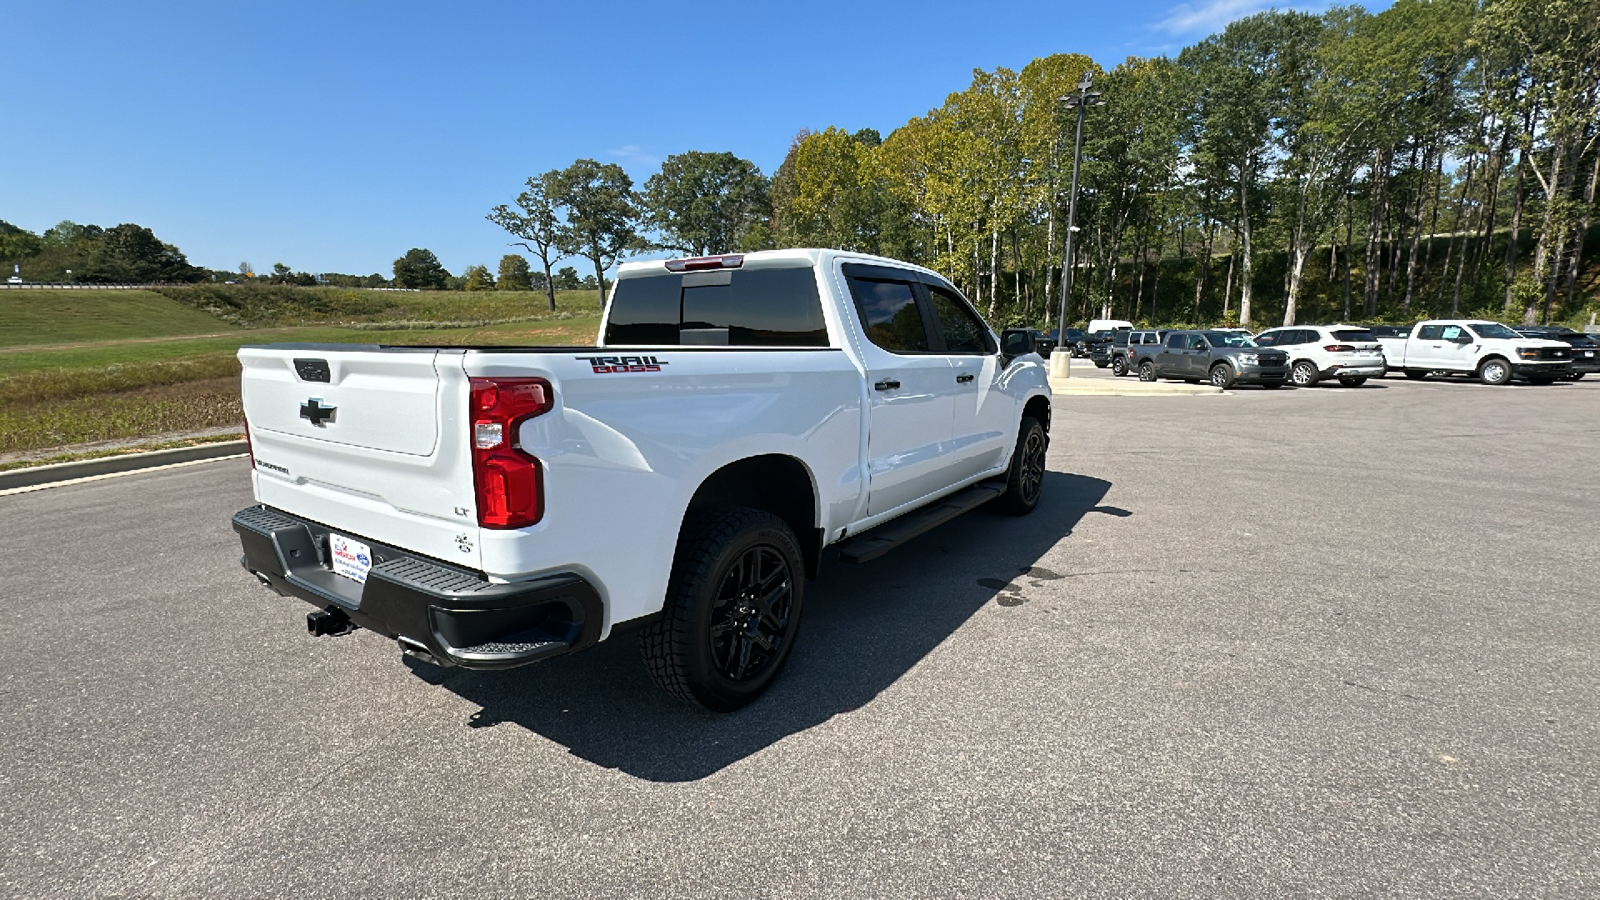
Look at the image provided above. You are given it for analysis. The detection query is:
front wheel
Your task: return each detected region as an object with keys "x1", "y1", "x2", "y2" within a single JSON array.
[
  {"x1": 1478, "y1": 358, "x2": 1511, "y2": 386},
  {"x1": 1291, "y1": 360, "x2": 1320, "y2": 387},
  {"x1": 1209, "y1": 363, "x2": 1236, "y2": 388},
  {"x1": 1138, "y1": 361, "x2": 1157, "y2": 382},
  {"x1": 995, "y1": 416, "x2": 1046, "y2": 516},
  {"x1": 1337, "y1": 375, "x2": 1368, "y2": 387},
  {"x1": 1111, "y1": 355, "x2": 1129, "y2": 377},
  {"x1": 641, "y1": 508, "x2": 804, "y2": 711}
]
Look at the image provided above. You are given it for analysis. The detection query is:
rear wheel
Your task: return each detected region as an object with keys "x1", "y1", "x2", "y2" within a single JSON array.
[
  {"x1": 1337, "y1": 375, "x2": 1368, "y2": 387},
  {"x1": 1138, "y1": 361, "x2": 1157, "y2": 382},
  {"x1": 1291, "y1": 360, "x2": 1320, "y2": 387},
  {"x1": 1404, "y1": 370, "x2": 1428, "y2": 380},
  {"x1": 995, "y1": 416, "x2": 1046, "y2": 516},
  {"x1": 1111, "y1": 355, "x2": 1129, "y2": 377},
  {"x1": 641, "y1": 508, "x2": 803, "y2": 712},
  {"x1": 1209, "y1": 363, "x2": 1236, "y2": 388},
  {"x1": 1477, "y1": 357, "x2": 1511, "y2": 386}
]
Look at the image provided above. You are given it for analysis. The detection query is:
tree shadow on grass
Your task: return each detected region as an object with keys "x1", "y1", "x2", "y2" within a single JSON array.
[{"x1": 411, "y1": 470, "x2": 1112, "y2": 782}]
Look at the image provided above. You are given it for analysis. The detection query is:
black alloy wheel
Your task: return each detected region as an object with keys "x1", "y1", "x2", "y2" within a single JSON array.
[
  {"x1": 997, "y1": 416, "x2": 1046, "y2": 515},
  {"x1": 641, "y1": 508, "x2": 804, "y2": 711},
  {"x1": 1138, "y1": 360, "x2": 1157, "y2": 382},
  {"x1": 1209, "y1": 362, "x2": 1236, "y2": 388},
  {"x1": 706, "y1": 545, "x2": 794, "y2": 683}
]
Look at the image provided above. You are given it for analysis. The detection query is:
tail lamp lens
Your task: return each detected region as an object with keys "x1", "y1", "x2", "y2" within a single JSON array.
[
  {"x1": 468, "y1": 377, "x2": 552, "y2": 529},
  {"x1": 1324, "y1": 344, "x2": 1355, "y2": 352}
]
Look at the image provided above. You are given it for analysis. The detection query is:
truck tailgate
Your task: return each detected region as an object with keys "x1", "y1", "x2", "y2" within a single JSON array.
[{"x1": 239, "y1": 345, "x2": 479, "y2": 567}]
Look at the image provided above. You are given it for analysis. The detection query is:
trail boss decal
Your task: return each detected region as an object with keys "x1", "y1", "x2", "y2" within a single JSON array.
[{"x1": 578, "y1": 355, "x2": 668, "y2": 374}]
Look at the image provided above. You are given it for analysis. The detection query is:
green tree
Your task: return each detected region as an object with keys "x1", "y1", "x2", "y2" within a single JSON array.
[
  {"x1": 488, "y1": 172, "x2": 567, "y2": 311},
  {"x1": 549, "y1": 159, "x2": 643, "y2": 307},
  {"x1": 463, "y1": 264, "x2": 496, "y2": 291},
  {"x1": 641, "y1": 151, "x2": 770, "y2": 256},
  {"x1": 553, "y1": 266, "x2": 582, "y2": 290},
  {"x1": 392, "y1": 248, "x2": 448, "y2": 290},
  {"x1": 497, "y1": 254, "x2": 532, "y2": 291}
]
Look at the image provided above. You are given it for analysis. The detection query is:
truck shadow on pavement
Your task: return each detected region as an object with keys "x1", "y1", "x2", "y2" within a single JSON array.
[{"x1": 414, "y1": 471, "x2": 1112, "y2": 782}]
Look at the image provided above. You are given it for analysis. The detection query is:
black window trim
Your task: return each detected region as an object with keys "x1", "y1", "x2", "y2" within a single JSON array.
[{"x1": 841, "y1": 262, "x2": 996, "y2": 358}]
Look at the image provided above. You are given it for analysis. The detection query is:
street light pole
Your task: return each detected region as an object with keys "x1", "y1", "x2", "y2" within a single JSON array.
[{"x1": 1055, "y1": 72, "x2": 1102, "y2": 350}]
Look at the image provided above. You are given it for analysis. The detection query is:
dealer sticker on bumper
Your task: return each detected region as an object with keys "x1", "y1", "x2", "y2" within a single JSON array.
[{"x1": 329, "y1": 533, "x2": 372, "y2": 584}]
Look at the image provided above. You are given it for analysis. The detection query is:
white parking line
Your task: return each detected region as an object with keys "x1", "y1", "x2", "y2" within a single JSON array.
[{"x1": 0, "y1": 454, "x2": 247, "y2": 497}]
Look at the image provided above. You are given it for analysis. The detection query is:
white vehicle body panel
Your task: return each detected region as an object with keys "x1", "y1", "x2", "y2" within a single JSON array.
[{"x1": 238, "y1": 249, "x2": 1051, "y2": 642}]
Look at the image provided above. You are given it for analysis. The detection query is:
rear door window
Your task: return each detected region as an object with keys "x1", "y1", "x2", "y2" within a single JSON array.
[
  {"x1": 1165, "y1": 333, "x2": 1187, "y2": 349},
  {"x1": 848, "y1": 278, "x2": 930, "y2": 353},
  {"x1": 605, "y1": 266, "x2": 829, "y2": 347},
  {"x1": 925, "y1": 285, "x2": 994, "y2": 354},
  {"x1": 1417, "y1": 324, "x2": 1445, "y2": 341}
]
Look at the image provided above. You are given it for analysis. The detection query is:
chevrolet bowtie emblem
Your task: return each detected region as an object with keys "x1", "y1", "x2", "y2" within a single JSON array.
[{"x1": 300, "y1": 398, "x2": 337, "y2": 426}]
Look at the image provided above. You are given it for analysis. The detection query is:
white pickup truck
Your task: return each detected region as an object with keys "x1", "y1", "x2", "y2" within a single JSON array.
[
  {"x1": 1384, "y1": 319, "x2": 1573, "y2": 385},
  {"x1": 232, "y1": 249, "x2": 1053, "y2": 710}
]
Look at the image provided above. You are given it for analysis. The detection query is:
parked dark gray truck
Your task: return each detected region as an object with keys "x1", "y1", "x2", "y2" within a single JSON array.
[{"x1": 1132, "y1": 330, "x2": 1290, "y2": 388}]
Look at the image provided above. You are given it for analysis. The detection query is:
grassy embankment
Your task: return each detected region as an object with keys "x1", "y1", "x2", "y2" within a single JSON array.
[{"x1": 0, "y1": 287, "x2": 601, "y2": 460}]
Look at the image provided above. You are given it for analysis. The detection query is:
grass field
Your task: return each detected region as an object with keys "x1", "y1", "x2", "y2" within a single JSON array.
[
  {"x1": 1, "y1": 287, "x2": 605, "y2": 457},
  {"x1": 0, "y1": 289, "x2": 240, "y2": 347}
]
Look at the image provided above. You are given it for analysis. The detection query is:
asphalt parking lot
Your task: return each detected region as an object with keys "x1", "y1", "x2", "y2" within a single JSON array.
[{"x1": 2, "y1": 374, "x2": 1596, "y2": 898}]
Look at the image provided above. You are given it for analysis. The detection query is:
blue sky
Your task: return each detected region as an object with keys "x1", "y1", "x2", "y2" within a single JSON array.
[{"x1": 2, "y1": 0, "x2": 1380, "y2": 277}]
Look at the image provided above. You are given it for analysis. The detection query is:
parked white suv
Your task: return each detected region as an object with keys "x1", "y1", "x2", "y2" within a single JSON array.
[{"x1": 1253, "y1": 324, "x2": 1387, "y2": 387}]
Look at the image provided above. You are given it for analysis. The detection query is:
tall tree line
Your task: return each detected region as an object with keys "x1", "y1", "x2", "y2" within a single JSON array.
[{"x1": 490, "y1": 0, "x2": 1595, "y2": 328}]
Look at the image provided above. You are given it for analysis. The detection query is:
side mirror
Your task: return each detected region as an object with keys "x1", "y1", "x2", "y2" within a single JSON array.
[
  {"x1": 1000, "y1": 329, "x2": 1036, "y2": 358},
  {"x1": 1454, "y1": 333, "x2": 1474, "y2": 344}
]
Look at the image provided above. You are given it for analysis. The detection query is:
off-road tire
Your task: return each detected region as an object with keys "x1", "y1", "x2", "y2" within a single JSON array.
[
  {"x1": 995, "y1": 416, "x2": 1046, "y2": 516},
  {"x1": 640, "y1": 508, "x2": 804, "y2": 712}
]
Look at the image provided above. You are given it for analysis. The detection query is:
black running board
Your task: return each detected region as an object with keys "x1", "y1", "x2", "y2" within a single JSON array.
[{"x1": 837, "y1": 482, "x2": 1004, "y2": 564}]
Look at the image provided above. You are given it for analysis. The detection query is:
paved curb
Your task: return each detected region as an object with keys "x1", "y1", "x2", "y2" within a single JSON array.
[
  {"x1": 1049, "y1": 377, "x2": 1223, "y2": 396},
  {"x1": 0, "y1": 441, "x2": 248, "y2": 491}
]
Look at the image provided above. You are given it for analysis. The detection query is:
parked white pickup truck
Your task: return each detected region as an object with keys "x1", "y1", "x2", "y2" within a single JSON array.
[
  {"x1": 1385, "y1": 319, "x2": 1572, "y2": 385},
  {"x1": 232, "y1": 249, "x2": 1053, "y2": 710}
]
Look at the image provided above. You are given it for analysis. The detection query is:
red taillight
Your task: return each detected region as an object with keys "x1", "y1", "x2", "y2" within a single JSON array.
[
  {"x1": 664, "y1": 254, "x2": 744, "y2": 272},
  {"x1": 1324, "y1": 344, "x2": 1355, "y2": 353},
  {"x1": 469, "y1": 377, "x2": 553, "y2": 529}
]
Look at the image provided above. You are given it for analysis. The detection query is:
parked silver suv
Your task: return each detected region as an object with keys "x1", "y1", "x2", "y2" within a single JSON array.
[{"x1": 1133, "y1": 330, "x2": 1290, "y2": 388}]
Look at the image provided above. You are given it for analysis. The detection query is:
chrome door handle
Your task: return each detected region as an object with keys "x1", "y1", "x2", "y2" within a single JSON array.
[
  {"x1": 874, "y1": 379, "x2": 901, "y2": 391},
  {"x1": 956, "y1": 373, "x2": 975, "y2": 384}
]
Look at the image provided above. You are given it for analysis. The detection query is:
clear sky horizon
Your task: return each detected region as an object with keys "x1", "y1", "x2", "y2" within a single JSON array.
[{"x1": 3, "y1": 0, "x2": 1384, "y2": 278}]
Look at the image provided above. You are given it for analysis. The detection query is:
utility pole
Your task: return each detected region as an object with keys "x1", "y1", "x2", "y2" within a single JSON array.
[{"x1": 1055, "y1": 72, "x2": 1104, "y2": 350}]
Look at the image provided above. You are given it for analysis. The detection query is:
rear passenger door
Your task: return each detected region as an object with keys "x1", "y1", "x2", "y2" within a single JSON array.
[
  {"x1": 842, "y1": 265, "x2": 959, "y2": 518},
  {"x1": 927, "y1": 282, "x2": 1013, "y2": 481}
]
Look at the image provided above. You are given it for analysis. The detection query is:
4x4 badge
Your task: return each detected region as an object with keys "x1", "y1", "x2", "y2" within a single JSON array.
[{"x1": 300, "y1": 398, "x2": 337, "y2": 426}]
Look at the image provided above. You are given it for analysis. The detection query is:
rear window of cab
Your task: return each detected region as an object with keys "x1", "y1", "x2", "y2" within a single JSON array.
[{"x1": 605, "y1": 265, "x2": 829, "y2": 347}]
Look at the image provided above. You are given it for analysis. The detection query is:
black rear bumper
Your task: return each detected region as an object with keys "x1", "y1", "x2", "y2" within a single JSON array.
[{"x1": 233, "y1": 505, "x2": 602, "y2": 670}]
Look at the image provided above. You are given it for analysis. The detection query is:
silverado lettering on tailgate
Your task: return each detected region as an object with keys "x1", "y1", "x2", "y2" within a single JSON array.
[{"x1": 578, "y1": 355, "x2": 669, "y2": 374}]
